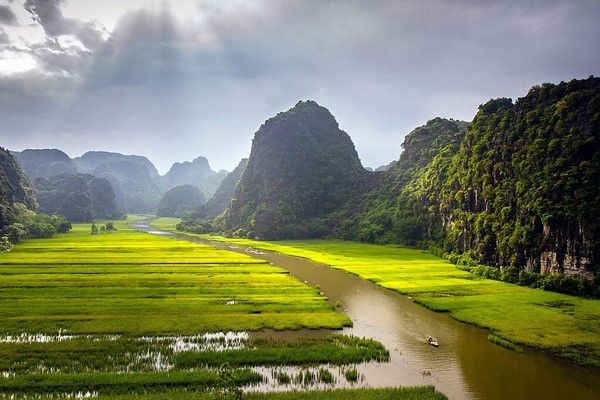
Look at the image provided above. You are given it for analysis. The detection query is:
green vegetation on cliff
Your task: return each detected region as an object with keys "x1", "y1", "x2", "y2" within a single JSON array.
[
  {"x1": 34, "y1": 173, "x2": 124, "y2": 222},
  {"x1": 338, "y1": 117, "x2": 467, "y2": 245},
  {"x1": 220, "y1": 101, "x2": 371, "y2": 239},
  {"x1": 438, "y1": 78, "x2": 600, "y2": 276},
  {"x1": 340, "y1": 77, "x2": 600, "y2": 280},
  {"x1": 0, "y1": 147, "x2": 70, "y2": 244},
  {"x1": 156, "y1": 184, "x2": 205, "y2": 218}
]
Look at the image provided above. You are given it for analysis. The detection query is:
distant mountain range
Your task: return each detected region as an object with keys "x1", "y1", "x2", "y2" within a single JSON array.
[{"x1": 13, "y1": 149, "x2": 230, "y2": 215}]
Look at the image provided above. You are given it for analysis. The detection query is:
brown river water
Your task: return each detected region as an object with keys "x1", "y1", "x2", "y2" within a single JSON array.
[{"x1": 134, "y1": 221, "x2": 600, "y2": 400}]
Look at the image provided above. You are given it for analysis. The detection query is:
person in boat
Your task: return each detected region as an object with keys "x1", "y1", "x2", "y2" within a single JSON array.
[{"x1": 427, "y1": 336, "x2": 433, "y2": 343}]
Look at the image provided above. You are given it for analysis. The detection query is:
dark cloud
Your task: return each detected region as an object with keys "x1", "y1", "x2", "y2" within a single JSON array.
[
  {"x1": 0, "y1": 5, "x2": 18, "y2": 25},
  {"x1": 0, "y1": 0, "x2": 599, "y2": 173},
  {"x1": 24, "y1": 0, "x2": 108, "y2": 51}
]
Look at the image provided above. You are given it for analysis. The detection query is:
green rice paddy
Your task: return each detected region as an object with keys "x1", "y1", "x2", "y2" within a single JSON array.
[
  {"x1": 4, "y1": 217, "x2": 406, "y2": 398},
  {"x1": 0, "y1": 218, "x2": 350, "y2": 335},
  {"x1": 179, "y1": 231, "x2": 600, "y2": 367}
]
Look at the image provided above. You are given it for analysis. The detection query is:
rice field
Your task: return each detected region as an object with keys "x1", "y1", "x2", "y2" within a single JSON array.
[
  {"x1": 0, "y1": 219, "x2": 350, "y2": 336},
  {"x1": 2, "y1": 217, "x2": 406, "y2": 398}
]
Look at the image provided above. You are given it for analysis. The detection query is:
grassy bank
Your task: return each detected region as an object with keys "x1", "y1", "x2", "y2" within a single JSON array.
[{"x1": 161, "y1": 223, "x2": 600, "y2": 367}]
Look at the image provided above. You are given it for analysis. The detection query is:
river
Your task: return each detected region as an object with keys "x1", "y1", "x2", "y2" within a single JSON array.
[{"x1": 133, "y1": 220, "x2": 600, "y2": 400}]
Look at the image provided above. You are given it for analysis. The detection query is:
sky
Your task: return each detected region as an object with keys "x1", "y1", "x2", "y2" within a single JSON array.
[{"x1": 0, "y1": 0, "x2": 598, "y2": 174}]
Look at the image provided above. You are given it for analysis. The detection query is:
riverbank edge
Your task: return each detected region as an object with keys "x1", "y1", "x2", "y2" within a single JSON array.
[{"x1": 149, "y1": 218, "x2": 600, "y2": 369}]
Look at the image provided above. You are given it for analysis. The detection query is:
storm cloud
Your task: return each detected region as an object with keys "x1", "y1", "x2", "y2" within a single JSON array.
[{"x1": 0, "y1": 0, "x2": 599, "y2": 173}]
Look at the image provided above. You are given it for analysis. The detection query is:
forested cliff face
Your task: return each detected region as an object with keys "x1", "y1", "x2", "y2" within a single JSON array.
[
  {"x1": 221, "y1": 101, "x2": 370, "y2": 239},
  {"x1": 352, "y1": 77, "x2": 599, "y2": 275},
  {"x1": 0, "y1": 148, "x2": 72, "y2": 244},
  {"x1": 0, "y1": 147, "x2": 38, "y2": 219},
  {"x1": 338, "y1": 117, "x2": 467, "y2": 245},
  {"x1": 34, "y1": 174, "x2": 124, "y2": 222},
  {"x1": 436, "y1": 77, "x2": 600, "y2": 275}
]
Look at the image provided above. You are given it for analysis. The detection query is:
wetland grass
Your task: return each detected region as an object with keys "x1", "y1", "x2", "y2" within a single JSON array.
[
  {"x1": 94, "y1": 386, "x2": 448, "y2": 400},
  {"x1": 174, "y1": 335, "x2": 389, "y2": 368}
]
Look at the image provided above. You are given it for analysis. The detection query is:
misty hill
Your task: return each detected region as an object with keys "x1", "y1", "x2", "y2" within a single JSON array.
[
  {"x1": 221, "y1": 100, "x2": 370, "y2": 239},
  {"x1": 178, "y1": 158, "x2": 248, "y2": 231},
  {"x1": 161, "y1": 156, "x2": 227, "y2": 198},
  {"x1": 72, "y1": 151, "x2": 162, "y2": 213},
  {"x1": 74, "y1": 151, "x2": 160, "y2": 178},
  {"x1": 199, "y1": 158, "x2": 248, "y2": 219},
  {"x1": 13, "y1": 149, "x2": 77, "y2": 180},
  {"x1": 91, "y1": 160, "x2": 163, "y2": 214},
  {"x1": 156, "y1": 185, "x2": 206, "y2": 218},
  {"x1": 34, "y1": 173, "x2": 124, "y2": 222},
  {"x1": 13, "y1": 149, "x2": 227, "y2": 215}
]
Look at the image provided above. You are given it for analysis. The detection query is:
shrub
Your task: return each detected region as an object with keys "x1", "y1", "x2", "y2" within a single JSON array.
[{"x1": 344, "y1": 367, "x2": 359, "y2": 382}]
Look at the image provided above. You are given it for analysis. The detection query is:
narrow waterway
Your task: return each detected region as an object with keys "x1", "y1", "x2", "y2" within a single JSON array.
[{"x1": 133, "y1": 220, "x2": 600, "y2": 400}]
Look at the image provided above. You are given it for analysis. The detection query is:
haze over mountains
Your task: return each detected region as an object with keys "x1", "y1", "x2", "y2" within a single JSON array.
[{"x1": 12, "y1": 149, "x2": 229, "y2": 215}]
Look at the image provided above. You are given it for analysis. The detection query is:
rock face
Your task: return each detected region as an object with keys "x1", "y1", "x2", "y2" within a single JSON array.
[{"x1": 222, "y1": 100, "x2": 369, "y2": 239}]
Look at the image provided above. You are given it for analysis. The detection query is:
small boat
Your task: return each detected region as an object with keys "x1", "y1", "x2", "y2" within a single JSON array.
[{"x1": 427, "y1": 336, "x2": 439, "y2": 347}]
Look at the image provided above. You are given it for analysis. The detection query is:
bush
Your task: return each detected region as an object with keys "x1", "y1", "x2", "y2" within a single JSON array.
[
  {"x1": 518, "y1": 271, "x2": 539, "y2": 287},
  {"x1": 0, "y1": 235, "x2": 13, "y2": 252},
  {"x1": 501, "y1": 265, "x2": 519, "y2": 283},
  {"x1": 472, "y1": 265, "x2": 501, "y2": 280},
  {"x1": 2, "y1": 223, "x2": 27, "y2": 243},
  {"x1": 344, "y1": 367, "x2": 359, "y2": 382},
  {"x1": 28, "y1": 222, "x2": 55, "y2": 238},
  {"x1": 318, "y1": 368, "x2": 334, "y2": 384}
]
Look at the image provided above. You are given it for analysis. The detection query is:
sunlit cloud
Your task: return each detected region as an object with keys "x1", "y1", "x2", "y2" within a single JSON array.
[{"x1": 0, "y1": 0, "x2": 598, "y2": 173}]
